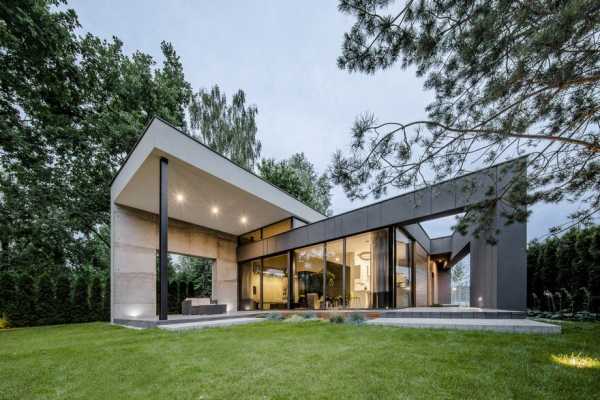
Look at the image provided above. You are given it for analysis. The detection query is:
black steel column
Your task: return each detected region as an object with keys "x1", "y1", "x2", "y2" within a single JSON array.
[
  {"x1": 287, "y1": 250, "x2": 293, "y2": 309},
  {"x1": 159, "y1": 157, "x2": 169, "y2": 320},
  {"x1": 342, "y1": 239, "x2": 346, "y2": 308},
  {"x1": 389, "y1": 226, "x2": 395, "y2": 308},
  {"x1": 322, "y1": 243, "x2": 327, "y2": 310}
]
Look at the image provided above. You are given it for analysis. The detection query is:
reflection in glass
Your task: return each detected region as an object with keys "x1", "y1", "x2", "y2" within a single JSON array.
[
  {"x1": 325, "y1": 240, "x2": 343, "y2": 309},
  {"x1": 156, "y1": 252, "x2": 214, "y2": 314},
  {"x1": 239, "y1": 229, "x2": 261, "y2": 245},
  {"x1": 345, "y1": 229, "x2": 390, "y2": 309},
  {"x1": 262, "y1": 254, "x2": 288, "y2": 310},
  {"x1": 395, "y1": 229, "x2": 412, "y2": 308},
  {"x1": 293, "y1": 244, "x2": 324, "y2": 309},
  {"x1": 262, "y1": 218, "x2": 292, "y2": 239},
  {"x1": 239, "y1": 259, "x2": 262, "y2": 310},
  {"x1": 414, "y1": 242, "x2": 429, "y2": 306}
]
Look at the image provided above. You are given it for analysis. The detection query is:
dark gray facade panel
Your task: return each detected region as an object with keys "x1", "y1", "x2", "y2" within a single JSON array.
[
  {"x1": 495, "y1": 203, "x2": 527, "y2": 311},
  {"x1": 281, "y1": 225, "x2": 310, "y2": 251},
  {"x1": 431, "y1": 181, "x2": 457, "y2": 215},
  {"x1": 237, "y1": 240, "x2": 263, "y2": 261},
  {"x1": 366, "y1": 203, "x2": 383, "y2": 230},
  {"x1": 304, "y1": 220, "x2": 327, "y2": 246},
  {"x1": 430, "y1": 236, "x2": 451, "y2": 254},
  {"x1": 469, "y1": 233, "x2": 498, "y2": 309},
  {"x1": 380, "y1": 193, "x2": 418, "y2": 223},
  {"x1": 455, "y1": 167, "x2": 497, "y2": 209},
  {"x1": 403, "y1": 224, "x2": 432, "y2": 253},
  {"x1": 496, "y1": 158, "x2": 526, "y2": 196},
  {"x1": 340, "y1": 208, "x2": 368, "y2": 236},
  {"x1": 437, "y1": 269, "x2": 451, "y2": 304},
  {"x1": 412, "y1": 187, "x2": 433, "y2": 219},
  {"x1": 324, "y1": 216, "x2": 343, "y2": 239}
]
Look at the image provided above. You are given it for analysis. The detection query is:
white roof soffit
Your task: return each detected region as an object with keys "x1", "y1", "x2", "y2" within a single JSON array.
[{"x1": 111, "y1": 118, "x2": 326, "y2": 235}]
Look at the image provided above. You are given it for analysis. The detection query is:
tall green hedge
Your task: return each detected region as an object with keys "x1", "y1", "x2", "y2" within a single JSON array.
[
  {"x1": 0, "y1": 272, "x2": 110, "y2": 328},
  {"x1": 528, "y1": 225, "x2": 600, "y2": 312}
]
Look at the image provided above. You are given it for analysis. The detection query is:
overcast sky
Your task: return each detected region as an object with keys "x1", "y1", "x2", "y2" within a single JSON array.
[{"x1": 71, "y1": 0, "x2": 585, "y2": 240}]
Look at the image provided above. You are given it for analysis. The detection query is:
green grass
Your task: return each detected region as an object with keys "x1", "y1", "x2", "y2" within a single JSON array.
[{"x1": 1, "y1": 321, "x2": 599, "y2": 399}]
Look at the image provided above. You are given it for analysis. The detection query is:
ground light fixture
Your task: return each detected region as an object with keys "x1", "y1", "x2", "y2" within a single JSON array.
[
  {"x1": 240, "y1": 216, "x2": 248, "y2": 224},
  {"x1": 175, "y1": 193, "x2": 184, "y2": 203},
  {"x1": 211, "y1": 206, "x2": 219, "y2": 215}
]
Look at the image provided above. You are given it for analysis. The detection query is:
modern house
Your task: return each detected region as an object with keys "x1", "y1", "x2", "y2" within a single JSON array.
[{"x1": 110, "y1": 117, "x2": 527, "y2": 323}]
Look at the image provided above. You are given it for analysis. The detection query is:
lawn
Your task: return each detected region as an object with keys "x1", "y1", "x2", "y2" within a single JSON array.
[{"x1": 1, "y1": 321, "x2": 599, "y2": 400}]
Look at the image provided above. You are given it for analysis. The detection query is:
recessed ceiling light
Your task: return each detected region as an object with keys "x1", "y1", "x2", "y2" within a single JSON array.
[
  {"x1": 175, "y1": 193, "x2": 184, "y2": 203},
  {"x1": 240, "y1": 216, "x2": 247, "y2": 224},
  {"x1": 211, "y1": 206, "x2": 219, "y2": 215}
]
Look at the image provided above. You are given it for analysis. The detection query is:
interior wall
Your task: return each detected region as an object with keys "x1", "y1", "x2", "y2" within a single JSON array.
[{"x1": 111, "y1": 205, "x2": 237, "y2": 321}]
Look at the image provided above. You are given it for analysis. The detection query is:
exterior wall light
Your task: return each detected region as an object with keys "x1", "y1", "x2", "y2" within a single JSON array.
[{"x1": 175, "y1": 193, "x2": 184, "y2": 203}]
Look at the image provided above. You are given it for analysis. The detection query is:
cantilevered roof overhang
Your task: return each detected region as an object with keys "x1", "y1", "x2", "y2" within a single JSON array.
[{"x1": 110, "y1": 117, "x2": 326, "y2": 235}]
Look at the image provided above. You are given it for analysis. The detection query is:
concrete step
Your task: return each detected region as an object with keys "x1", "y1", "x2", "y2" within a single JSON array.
[
  {"x1": 366, "y1": 318, "x2": 560, "y2": 334},
  {"x1": 158, "y1": 317, "x2": 265, "y2": 331}
]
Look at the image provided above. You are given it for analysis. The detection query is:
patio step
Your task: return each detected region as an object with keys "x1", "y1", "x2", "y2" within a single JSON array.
[{"x1": 366, "y1": 318, "x2": 560, "y2": 334}]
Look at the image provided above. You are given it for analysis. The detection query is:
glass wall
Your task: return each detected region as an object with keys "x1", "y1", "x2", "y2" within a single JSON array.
[
  {"x1": 156, "y1": 252, "x2": 214, "y2": 315},
  {"x1": 414, "y1": 242, "x2": 429, "y2": 306},
  {"x1": 239, "y1": 259, "x2": 262, "y2": 310},
  {"x1": 262, "y1": 254, "x2": 288, "y2": 310},
  {"x1": 239, "y1": 229, "x2": 261, "y2": 245},
  {"x1": 238, "y1": 225, "x2": 434, "y2": 310},
  {"x1": 345, "y1": 229, "x2": 390, "y2": 309},
  {"x1": 293, "y1": 244, "x2": 324, "y2": 309},
  {"x1": 325, "y1": 240, "x2": 344, "y2": 309},
  {"x1": 262, "y1": 219, "x2": 292, "y2": 239},
  {"x1": 395, "y1": 229, "x2": 412, "y2": 308}
]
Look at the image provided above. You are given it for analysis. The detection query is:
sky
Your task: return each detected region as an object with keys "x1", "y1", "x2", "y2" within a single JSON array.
[{"x1": 70, "y1": 0, "x2": 585, "y2": 240}]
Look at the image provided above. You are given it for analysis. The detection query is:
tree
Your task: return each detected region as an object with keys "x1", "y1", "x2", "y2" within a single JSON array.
[
  {"x1": 89, "y1": 275, "x2": 103, "y2": 321},
  {"x1": 1, "y1": 1, "x2": 261, "y2": 283},
  {"x1": 590, "y1": 228, "x2": 600, "y2": 296},
  {"x1": 36, "y1": 273, "x2": 57, "y2": 326},
  {"x1": 55, "y1": 274, "x2": 72, "y2": 324},
  {"x1": 333, "y1": 0, "x2": 600, "y2": 237},
  {"x1": 14, "y1": 273, "x2": 36, "y2": 326},
  {"x1": 0, "y1": 272, "x2": 17, "y2": 324},
  {"x1": 540, "y1": 238, "x2": 558, "y2": 293},
  {"x1": 102, "y1": 276, "x2": 111, "y2": 321},
  {"x1": 189, "y1": 85, "x2": 261, "y2": 170},
  {"x1": 527, "y1": 241, "x2": 541, "y2": 305},
  {"x1": 72, "y1": 275, "x2": 90, "y2": 322},
  {"x1": 258, "y1": 153, "x2": 332, "y2": 215},
  {"x1": 556, "y1": 230, "x2": 577, "y2": 291}
]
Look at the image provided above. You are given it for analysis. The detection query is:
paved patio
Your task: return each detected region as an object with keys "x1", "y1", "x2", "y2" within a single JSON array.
[{"x1": 157, "y1": 317, "x2": 265, "y2": 331}]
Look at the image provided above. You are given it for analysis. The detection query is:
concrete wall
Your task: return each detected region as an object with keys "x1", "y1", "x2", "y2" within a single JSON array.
[{"x1": 111, "y1": 205, "x2": 237, "y2": 321}]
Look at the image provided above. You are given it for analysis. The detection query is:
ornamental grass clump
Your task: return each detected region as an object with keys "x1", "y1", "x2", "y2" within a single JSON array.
[
  {"x1": 266, "y1": 312, "x2": 284, "y2": 321},
  {"x1": 346, "y1": 313, "x2": 366, "y2": 324},
  {"x1": 284, "y1": 314, "x2": 306, "y2": 323},
  {"x1": 329, "y1": 314, "x2": 345, "y2": 324}
]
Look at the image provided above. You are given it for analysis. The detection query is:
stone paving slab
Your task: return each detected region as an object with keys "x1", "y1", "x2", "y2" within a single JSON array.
[
  {"x1": 157, "y1": 317, "x2": 265, "y2": 331},
  {"x1": 366, "y1": 318, "x2": 561, "y2": 334}
]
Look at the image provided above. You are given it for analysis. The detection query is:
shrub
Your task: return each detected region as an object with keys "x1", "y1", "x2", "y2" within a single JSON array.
[
  {"x1": 55, "y1": 274, "x2": 72, "y2": 324},
  {"x1": 303, "y1": 311, "x2": 317, "y2": 320},
  {"x1": 266, "y1": 312, "x2": 284, "y2": 320},
  {"x1": 36, "y1": 273, "x2": 56, "y2": 326},
  {"x1": 72, "y1": 275, "x2": 90, "y2": 322},
  {"x1": 346, "y1": 313, "x2": 366, "y2": 324},
  {"x1": 102, "y1": 276, "x2": 111, "y2": 321},
  {"x1": 329, "y1": 314, "x2": 345, "y2": 324},
  {"x1": 13, "y1": 273, "x2": 36, "y2": 327},
  {"x1": 0, "y1": 272, "x2": 17, "y2": 325},
  {"x1": 285, "y1": 314, "x2": 306, "y2": 323},
  {"x1": 0, "y1": 314, "x2": 9, "y2": 329},
  {"x1": 90, "y1": 276, "x2": 103, "y2": 321}
]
